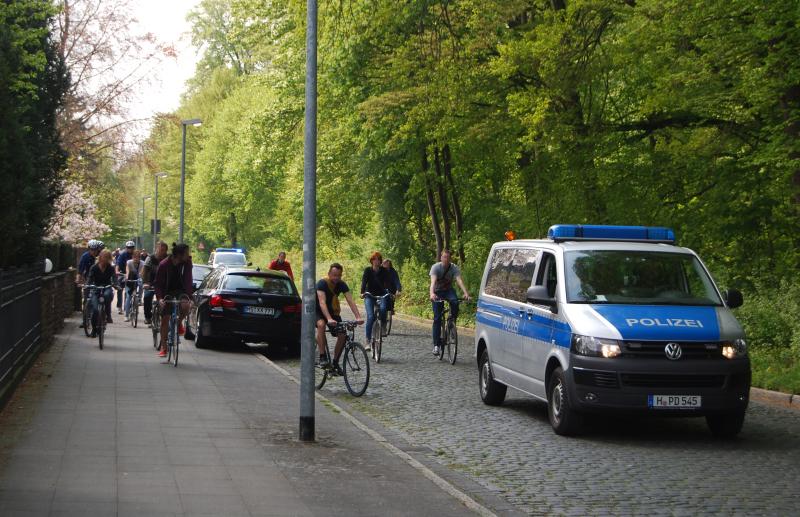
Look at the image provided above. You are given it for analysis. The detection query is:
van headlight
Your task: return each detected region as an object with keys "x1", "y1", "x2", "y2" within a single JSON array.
[
  {"x1": 722, "y1": 338, "x2": 747, "y2": 359},
  {"x1": 571, "y1": 334, "x2": 622, "y2": 358}
]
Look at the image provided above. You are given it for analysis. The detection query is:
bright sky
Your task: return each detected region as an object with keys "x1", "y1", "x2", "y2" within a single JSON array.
[{"x1": 128, "y1": 0, "x2": 201, "y2": 124}]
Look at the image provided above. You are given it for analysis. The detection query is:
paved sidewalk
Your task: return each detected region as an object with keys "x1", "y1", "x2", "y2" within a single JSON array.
[{"x1": 0, "y1": 313, "x2": 474, "y2": 517}]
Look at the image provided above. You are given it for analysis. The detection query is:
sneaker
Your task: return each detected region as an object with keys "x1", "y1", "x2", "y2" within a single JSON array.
[
  {"x1": 432, "y1": 345, "x2": 440, "y2": 356},
  {"x1": 118, "y1": 309, "x2": 123, "y2": 315},
  {"x1": 106, "y1": 316, "x2": 113, "y2": 324},
  {"x1": 158, "y1": 348, "x2": 167, "y2": 357},
  {"x1": 178, "y1": 323, "x2": 185, "y2": 336},
  {"x1": 318, "y1": 355, "x2": 330, "y2": 368},
  {"x1": 365, "y1": 344, "x2": 372, "y2": 352},
  {"x1": 331, "y1": 363, "x2": 343, "y2": 376},
  {"x1": 90, "y1": 329, "x2": 97, "y2": 338},
  {"x1": 144, "y1": 318, "x2": 151, "y2": 325},
  {"x1": 124, "y1": 316, "x2": 130, "y2": 322}
]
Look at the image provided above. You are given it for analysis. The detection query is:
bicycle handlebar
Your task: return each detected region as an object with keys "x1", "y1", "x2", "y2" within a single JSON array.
[
  {"x1": 362, "y1": 292, "x2": 393, "y2": 300},
  {"x1": 327, "y1": 320, "x2": 361, "y2": 333},
  {"x1": 433, "y1": 297, "x2": 471, "y2": 303},
  {"x1": 84, "y1": 284, "x2": 112, "y2": 289}
]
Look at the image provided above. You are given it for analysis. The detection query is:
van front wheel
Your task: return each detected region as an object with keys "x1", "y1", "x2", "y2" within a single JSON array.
[
  {"x1": 547, "y1": 367, "x2": 583, "y2": 436},
  {"x1": 706, "y1": 410, "x2": 746, "y2": 439},
  {"x1": 479, "y1": 350, "x2": 506, "y2": 406}
]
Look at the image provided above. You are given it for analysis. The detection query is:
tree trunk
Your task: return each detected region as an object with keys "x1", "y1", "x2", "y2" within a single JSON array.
[
  {"x1": 434, "y1": 146, "x2": 451, "y2": 252},
  {"x1": 227, "y1": 212, "x2": 238, "y2": 247},
  {"x1": 442, "y1": 144, "x2": 465, "y2": 263},
  {"x1": 423, "y1": 147, "x2": 443, "y2": 257}
]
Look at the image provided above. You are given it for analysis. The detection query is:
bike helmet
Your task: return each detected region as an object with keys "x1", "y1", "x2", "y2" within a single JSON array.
[
  {"x1": 95, "y1": 240, "x2": 105, "y2": 250},
  {"x1": 125, "y1": 240, "x2": 135, "y2": 248},
  {"x1": 87, "y1": 239, "x2": 97, "y2": 249}
]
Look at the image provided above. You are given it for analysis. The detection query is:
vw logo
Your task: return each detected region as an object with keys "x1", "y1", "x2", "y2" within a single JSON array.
[{"x1": 664, "y1": 343, "x2": 682, "y2": 360}]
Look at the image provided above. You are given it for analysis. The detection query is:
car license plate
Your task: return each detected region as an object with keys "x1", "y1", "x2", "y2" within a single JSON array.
[
  {"x1": 244, "y1": 306, "x2": 274, "y2": 316},
  {"x1": 648, "y1": 395, "x2": 701, "y2": 409}
]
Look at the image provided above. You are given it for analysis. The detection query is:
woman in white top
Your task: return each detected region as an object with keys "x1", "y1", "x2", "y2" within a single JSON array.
[{"x1": 124, "y1": 249, "x2": 145, "y2": 321}]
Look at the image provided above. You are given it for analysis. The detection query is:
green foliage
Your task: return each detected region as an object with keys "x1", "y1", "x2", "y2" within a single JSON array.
[
  {"x1": 133, "y1": 0, "x2": 800, "y2": 390},
  {"x1": 0, "y1": 1, "x2": 67, "y2": 267}
]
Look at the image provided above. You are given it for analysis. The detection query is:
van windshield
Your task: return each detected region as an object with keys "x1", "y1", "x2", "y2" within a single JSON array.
[
  {"x1": 214, "y1": 252, "x2": 246, "y2": 266},
  {"x1": 565, "y1": 250, "x2": 722, "y2": 306}
]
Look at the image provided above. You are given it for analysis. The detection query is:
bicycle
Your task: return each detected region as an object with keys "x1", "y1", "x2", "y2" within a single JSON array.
[
  {"x1": 364, "y1": 292, "x2": 392, "y2": 363},
  {"x1": 433, "y1": 298, "x2": 468, "y2": 365},
  {"x1": 161, "y1": 295, "x2": 190, "y2": 367},
  {"x1": 127, "y1": 279, "x2": 143, "y2": 328},
  {"x1": 85, "y1": 285, "x2": 112, "y2": 350},
  {"x1": 81, "y1": 285, "x2": 92, "y2": 337},
  {"x1": 315, "y1": 320, "x2": 370, "y2": 397}
]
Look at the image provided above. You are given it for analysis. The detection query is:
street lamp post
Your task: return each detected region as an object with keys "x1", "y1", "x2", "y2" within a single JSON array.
[
  {"x1": 153, "y1": 172, "x2": 168, "y2": 252},
  {"x1": 141, "y1": 195, "x2": 151, "y2": 249},
  {"x1": 299, "y1": 0, "x2": 318, "y2": 442},
  {"x1": 179, "y1": 118, "x2": 202, "y2": 244}
]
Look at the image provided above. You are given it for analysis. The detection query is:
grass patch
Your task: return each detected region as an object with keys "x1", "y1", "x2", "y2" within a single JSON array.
[{"x1": 750, "y1": 348, "x2": 800, "y2": 395}]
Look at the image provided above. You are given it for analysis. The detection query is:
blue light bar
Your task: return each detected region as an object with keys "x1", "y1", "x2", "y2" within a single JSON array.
[
  {"x1": 216, "y1": 247, "x2": 244, "y2": 253},
  {"x1": 547, "y1": 225, "x2": 676, "y2": 243}
]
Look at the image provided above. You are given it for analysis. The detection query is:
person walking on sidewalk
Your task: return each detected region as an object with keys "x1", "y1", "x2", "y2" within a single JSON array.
[
  {"x1": 154, "y1": 243, "x2": 193, "y2": 357},
  {"x1": 429, "y1": 249, "x2": 470, "y2": 356},
  {"x1": 360, "y1": 252, "x2": 389, "y2": 351},
  {"x1": 142, "y1": 241, "x2": 168, "y2": 326},
  {"x1": 316, "y1": 263, "x2": 363, "y2": 374},
  {"x1": 268, "y1": 251, "x2": 294, "y2": 280},
  {"x1": 86, "y1": 249, "x2": 115, "y2": 337}
]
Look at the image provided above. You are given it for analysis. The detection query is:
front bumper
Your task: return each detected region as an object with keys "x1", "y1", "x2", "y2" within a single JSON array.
[{"x1": 567, "y1": 355, "x2": 750, "y2": 416}]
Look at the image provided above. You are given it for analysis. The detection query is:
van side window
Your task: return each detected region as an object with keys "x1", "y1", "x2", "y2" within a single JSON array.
[
  {"x1": 535, "y1": 253, "x2": 558, "y2": 298},
  {"x1": 484, "y1": 248, "x2": 540, "y2": 302}
]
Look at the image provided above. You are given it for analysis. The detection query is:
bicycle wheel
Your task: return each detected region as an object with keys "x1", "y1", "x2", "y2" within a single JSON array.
[
  {"x1": 98, "y1": 311, "x2": 105, "y2": 350},
  {"x1": 315, "y1": 366, "x2": 328, "y2": 390},
  {"x1": 371, "y1": 319, "x2": 382, "y2": 363},
  {"x1": 438, "y1": 321, "x2": 446, "y2": 361},
  {"x1": 172, "y1": 331, "x2": 179, "y2": 367},
  {"x1": 132, "y1": 298, "x2": 139, "y2": 328},
  {"x1": 447, "y1": 319, "x2": 458, "y2": 364},
  {"x1": 152, "y1": 304, "x2": 160, "y2": 349},
  {"x1": 385, "y1": 311, "x2": 392, "y2": 336},
  {"x1": 166, "y1": 315, "x2": 176, "y2": 363},
  {"x1": 342, "y1": 342, "x2": 370, "y2": 397},
  {"x1": 82, "y1": 300, "x2": 91, "y2": 337}
]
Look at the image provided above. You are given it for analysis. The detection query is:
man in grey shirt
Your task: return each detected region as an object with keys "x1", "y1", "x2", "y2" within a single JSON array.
[{"x1": 429, "y1": 249, "x2": 471, "y2": 355}]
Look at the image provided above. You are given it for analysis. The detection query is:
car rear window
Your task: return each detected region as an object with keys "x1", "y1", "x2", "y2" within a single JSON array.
[
  {"x1": 224, "y1": 274, "x2": 294, "y2": 295},
  {"x1": 214, "y1": 253, "x2": 246, "y2": 265}
]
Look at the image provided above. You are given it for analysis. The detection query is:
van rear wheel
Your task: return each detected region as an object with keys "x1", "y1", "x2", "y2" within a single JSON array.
[
  {"x1": 479, "y1": 350, "x2": 506, "y2": 406},
  {"x1": 547, "y1": 367, "x2": 582, "y2": 436},
  {"x1": 706, "y1": 410, "x2": 746, "y2": 439}
]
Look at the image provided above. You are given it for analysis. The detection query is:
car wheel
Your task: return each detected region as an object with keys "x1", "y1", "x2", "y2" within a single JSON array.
[
  {"x1": 194, "y1": 311, "x2": 213, "y2": 349},
  {"x1": 479, "y1": 350, "x2": 506, "y2": 406},
  {"x1": 547, "y1": 367, "x2": 583, "y2": 436},
  {"x1": 706, "y1": 410, "x2": 746, "y2": 439}
]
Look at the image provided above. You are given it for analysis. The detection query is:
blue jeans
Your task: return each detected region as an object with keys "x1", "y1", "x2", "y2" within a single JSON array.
[
  {"x1": 432, "y1": 289, "x2": 459, "y2": 346},
  {"x1": 124, "y1": 281, "x2": 140, "y2": 316},
  {"x1": 364, "y1": 294, "x2": 389, "y2": 342},
  {"x1": 89, "y1": 287, "x2": 113, "y2": 330}
]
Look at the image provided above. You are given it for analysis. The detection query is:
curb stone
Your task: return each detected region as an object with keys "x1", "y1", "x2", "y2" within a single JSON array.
[{"x1": 396, "y1": 313, "x2": 800, "y2": 412}]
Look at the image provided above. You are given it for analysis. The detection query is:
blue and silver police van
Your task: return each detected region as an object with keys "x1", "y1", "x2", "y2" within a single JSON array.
[{"x1": 474, "y1": 225, "x2": 750, "y2": 437}]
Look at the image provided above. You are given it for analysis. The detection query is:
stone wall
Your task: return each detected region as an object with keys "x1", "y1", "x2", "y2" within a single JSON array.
[{"x1": 40, "y1": 269, "x2": 76, "y2": 347}]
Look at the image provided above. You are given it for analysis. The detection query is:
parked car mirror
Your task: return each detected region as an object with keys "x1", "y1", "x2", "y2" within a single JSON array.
[
  {"x1": 527, "y1": 285, "x2": 557, "y2": 312},
  {"x1": 724, "y1": 288, "x2": 743, "y2": 309}
]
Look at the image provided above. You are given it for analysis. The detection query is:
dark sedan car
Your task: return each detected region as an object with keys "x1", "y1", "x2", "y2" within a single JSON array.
[
  {"x1": 192, "y1": 264, "x2": 213, "y2": 291},
  {"x1": 190, "y1": 267, "x2": 301, "y2": 350}
]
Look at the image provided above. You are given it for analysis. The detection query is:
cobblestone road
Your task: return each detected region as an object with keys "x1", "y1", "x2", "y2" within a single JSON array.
[{"x1": 271, "y1": 314, "x2": 800, "y2": 516}]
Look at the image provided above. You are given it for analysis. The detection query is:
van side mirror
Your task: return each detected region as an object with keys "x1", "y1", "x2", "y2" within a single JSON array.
[
  {"x1": 527, "y1": 285, "x2": 558, "y2": 313},
  {"x1": 724, "y1": 289, "x2": 743, "y2": 309}
]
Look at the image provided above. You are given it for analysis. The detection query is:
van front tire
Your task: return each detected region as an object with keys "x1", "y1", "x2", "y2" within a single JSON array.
[
  {"x1": 706, "y1": 410, "x2": 746, "y2": 439},
  {"x1": 547, "y1": 367, "x2": 583, "y2": 436},
  {"x1": 479, "y1": 350, "x2": 506, "y2": 406}
]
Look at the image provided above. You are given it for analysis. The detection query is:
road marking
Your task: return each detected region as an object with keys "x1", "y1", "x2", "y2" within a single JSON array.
[{"x1": 252, "y1": 352, "x2": 496, "y2": 517}]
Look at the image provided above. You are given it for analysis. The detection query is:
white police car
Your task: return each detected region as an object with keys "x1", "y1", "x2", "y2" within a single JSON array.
[
  {"x1": 475, "y1": 225, "x2": 750, "y2": 437},
  {"x1": 208, "y1": 248, "x2": 249, "y2": 268}
]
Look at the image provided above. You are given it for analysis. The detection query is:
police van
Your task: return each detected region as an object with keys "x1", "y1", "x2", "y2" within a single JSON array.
[{"x1": 474, "y1": 225, "x2": 750, "y2": 437}]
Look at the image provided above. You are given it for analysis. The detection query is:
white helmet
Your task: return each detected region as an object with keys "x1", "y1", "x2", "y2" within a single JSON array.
[
  {"x1": 125, "y1": 240, "x2": 136, "y2": 248},
  {"x1": 88, "y1": 240, "x2": 103, "y2": 250}
]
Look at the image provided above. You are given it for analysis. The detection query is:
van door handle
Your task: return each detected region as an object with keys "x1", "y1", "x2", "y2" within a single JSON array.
[
  {"x1": 526, "y1": 309, "x2": 534, "y2": 320},
  {"x1": 518, "y1": 308, "x2": 525, "y2": 318}
]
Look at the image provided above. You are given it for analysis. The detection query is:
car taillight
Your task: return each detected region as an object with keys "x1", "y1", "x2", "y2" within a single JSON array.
[
  {"x1": 283, "y1": 303, "x2": 302, "y2": 313},
  {"x1": 210, "y1": 294, "x2": 236, "y2": 308}
]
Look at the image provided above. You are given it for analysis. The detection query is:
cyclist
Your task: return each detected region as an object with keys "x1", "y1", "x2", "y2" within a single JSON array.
[
  {"x1": 77, "y1": 240, "x2": 103, "y2": 329},
  {"x1": 123, "y1": 249, "x2": 144, "y2": 322},
  {"x1": 316, "y1": 263, "x2": 363, "y2": 373},
  {"x1": 360, "y1": 252, "x2": 389, "y2": 351},
  {"x1": 429, "y1": 249, "x2": 470, "y2": 356},
  {"x1": 142, "y1": 241, "x2": 168, "y2": 326},
  {"x1": 154, "y1": 243, "x2": 193, "y2": 358},
  {"x1": 268, "y1": 251, "x2": 294, "y2": 280},
  {"x1": 115, "y1": 241, "x2": 135, "y2": 315},
  {"x1": 382, "y1": 258, "x2": 402, "y2": 314},
  {"x1": 86, "y1": 249, "x2": 115, "y2": 337}
]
